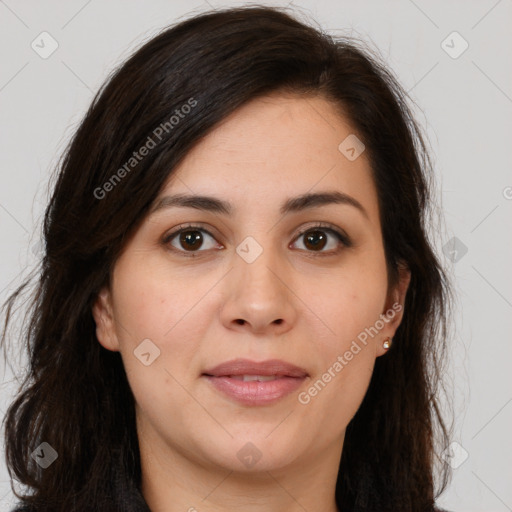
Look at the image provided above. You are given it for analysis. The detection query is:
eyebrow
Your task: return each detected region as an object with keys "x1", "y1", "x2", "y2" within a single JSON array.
[{"x1": 150, "y1": 191, "x2": 369, "y2": 219}]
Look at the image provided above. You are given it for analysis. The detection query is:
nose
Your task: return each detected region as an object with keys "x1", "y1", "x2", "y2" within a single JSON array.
[{"x1": 219, "y1": 244, "x2": 297, "y2": 335}]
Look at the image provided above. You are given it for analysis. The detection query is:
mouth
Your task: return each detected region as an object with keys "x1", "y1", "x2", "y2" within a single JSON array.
[{"x1": 202, "y1": 358, "x2": 309, "y2": 406}]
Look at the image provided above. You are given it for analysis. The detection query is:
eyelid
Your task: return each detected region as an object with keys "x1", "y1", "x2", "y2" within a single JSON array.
[
  {"x1": 290, "y1": 223, "x2": 352, "y2": 257},
  {"x1": 293, "y1": 221, "x2": 351, "y2": 246},
  {"x1": 162, "y1": 223, "x2": 221, "y2": 253},
  {"x1": 162, "y1": 221, "x2": 352, "y2": 256}
]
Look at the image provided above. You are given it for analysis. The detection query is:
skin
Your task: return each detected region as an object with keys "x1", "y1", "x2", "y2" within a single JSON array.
[{"x1": 93, "y1": 92, "x2": 411, "y2": 512}]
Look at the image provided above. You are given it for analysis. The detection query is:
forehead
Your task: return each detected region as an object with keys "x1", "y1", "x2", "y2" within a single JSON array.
[{"x1": 159, "y1": 93, "x2": 379, "y2": 221}]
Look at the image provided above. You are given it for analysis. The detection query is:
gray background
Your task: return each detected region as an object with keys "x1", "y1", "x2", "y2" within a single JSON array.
[{"x1": 1, "y1": 0, "x2": 511, "y2": 510}]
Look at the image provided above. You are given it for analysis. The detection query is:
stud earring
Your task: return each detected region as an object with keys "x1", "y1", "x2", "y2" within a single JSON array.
[{"x1": 383, "y1": 337, "x2": 392, "y2": 350}]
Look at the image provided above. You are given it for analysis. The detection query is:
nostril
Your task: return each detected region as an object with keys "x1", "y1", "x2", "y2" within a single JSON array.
[{"x1": 233, "y1": 318, "x2": 282, "y2": 326}]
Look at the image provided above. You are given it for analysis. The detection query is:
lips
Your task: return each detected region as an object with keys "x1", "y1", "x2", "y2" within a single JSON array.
[
  {"x1": 202, "y1": 358, "x2": 308, "y2": 378},
  {"x1": 202, "y1": 358, "x2": 308, "y2": 406}
]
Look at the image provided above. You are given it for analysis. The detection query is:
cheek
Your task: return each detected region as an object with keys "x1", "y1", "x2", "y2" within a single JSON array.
[
  {"x1": 299, "y1": 310, "x2": 378, "y2": 441},
  {"x1": 295, "y1": 258, "x2": 386, "y2": 430},
  {"x1": 308, "y1": 263, "x2": 388, "y2": 350},
  {"x1": 111, "y1": 256, "x2": 212, "y2": 342},
  {"x1": 110, "y1": 261, "x2": 211, "y2": 439},
  {"x1": 110, "y1": 254, "x2": 217, "y2": 390}
]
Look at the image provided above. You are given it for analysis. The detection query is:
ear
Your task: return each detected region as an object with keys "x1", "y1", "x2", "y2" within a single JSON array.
[
  {"x1": 92, "y1": 286, "x2": 120, "y2": 352},
  {"x1": 376, "y1": 262, "x2": 411, "y2": 357}
]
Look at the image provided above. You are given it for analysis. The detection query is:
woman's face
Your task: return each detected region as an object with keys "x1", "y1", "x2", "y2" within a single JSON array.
[{"x1": 93, "y1": 93, "x2": 410, "y2": 476}]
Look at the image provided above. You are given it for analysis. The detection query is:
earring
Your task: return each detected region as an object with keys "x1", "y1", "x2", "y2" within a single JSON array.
[{"x1": 383, "y1": 337, "x2": 392, "y2": 350}]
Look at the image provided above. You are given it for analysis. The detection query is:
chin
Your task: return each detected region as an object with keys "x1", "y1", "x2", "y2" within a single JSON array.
[{"x1": 196, "y1": 434, "x2": 300, "y2": 474}]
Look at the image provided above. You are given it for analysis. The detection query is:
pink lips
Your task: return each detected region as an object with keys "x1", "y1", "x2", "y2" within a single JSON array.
[{"x1": 202, "y1": 358, "x2": 308, "y2": 406}]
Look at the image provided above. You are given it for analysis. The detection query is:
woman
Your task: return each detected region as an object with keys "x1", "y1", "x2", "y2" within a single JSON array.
[{"x1": 1, "y1": 5, "x2": 453, "y2": 511}]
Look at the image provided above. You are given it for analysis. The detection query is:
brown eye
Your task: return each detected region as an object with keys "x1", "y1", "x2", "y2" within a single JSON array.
[
  {"x1": 164, "y1": 225, "x2": 220, "y2": 255},
  {"x1": 178, "y1": 230, "x2": 204, "y2": 251},
  {"x1": 291, "y1": 225, "x2": 351, "y2": 254},
  {"x1": 303, "y1": 230, "x2": 328, "y2": 251}
]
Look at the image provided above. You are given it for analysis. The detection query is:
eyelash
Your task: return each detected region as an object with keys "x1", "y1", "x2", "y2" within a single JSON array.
[{"x1": 162, "y1": 222, "x2": 352, "y2": 258}]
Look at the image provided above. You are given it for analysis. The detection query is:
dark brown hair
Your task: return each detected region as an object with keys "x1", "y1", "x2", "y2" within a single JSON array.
[{"x1": 1, "y1": 5, "x2": 453, "y2": 511}]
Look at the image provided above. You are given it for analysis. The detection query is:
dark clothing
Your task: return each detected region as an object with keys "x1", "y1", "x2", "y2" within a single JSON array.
[
  {"x1": 10, "y1": 499, "x2": 452, "y2": 512},
  {"x1": 10, "y1": 475, "x2": 452, "y2": 512}
]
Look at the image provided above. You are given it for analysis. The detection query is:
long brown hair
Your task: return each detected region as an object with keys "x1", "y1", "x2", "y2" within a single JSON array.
[{"x1": 1, "y1": 5, "x2": 453, "y2": 511}]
